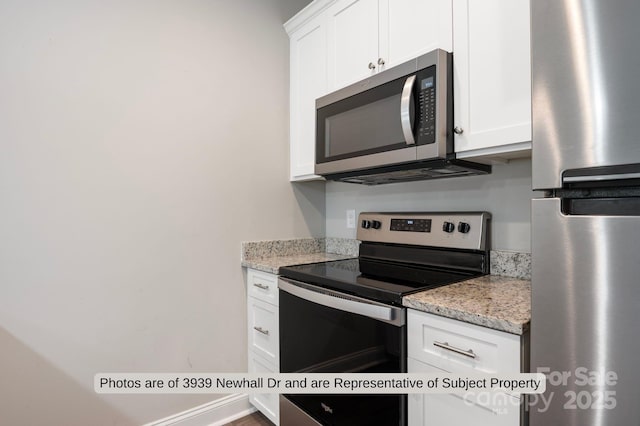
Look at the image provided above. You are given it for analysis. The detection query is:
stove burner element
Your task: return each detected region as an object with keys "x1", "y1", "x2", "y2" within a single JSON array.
[{"x1": 280, "y1": 212, "x2": 491, "y2": 305}]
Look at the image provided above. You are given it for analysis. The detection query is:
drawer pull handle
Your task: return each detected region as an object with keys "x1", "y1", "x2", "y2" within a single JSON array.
[
  {"x1": 433, "y1": 341, "x2": 476, "y2": 359},
  {"x1": 254, "y1": 326, "x2": 269, "y2": 335},
  {"x1": 253, "y1": 283, "x2": 270, "y2": 290}
]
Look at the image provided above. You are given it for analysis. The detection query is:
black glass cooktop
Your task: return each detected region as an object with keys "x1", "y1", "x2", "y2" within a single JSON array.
[{"x1": 279, "y1": 258, "x2": 481, "y2": 305}]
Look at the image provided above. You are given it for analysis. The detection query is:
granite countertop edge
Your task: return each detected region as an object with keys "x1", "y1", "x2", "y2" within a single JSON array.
[
  {"x1": 241, "y1": 253, "x2": 355, "y2": 275},
  {"x1": 241, "y1": 239, "x2": 531, "y2": 335},
  {"x1": 402, "y1": 275, "x2": 531, "y2": 335}
]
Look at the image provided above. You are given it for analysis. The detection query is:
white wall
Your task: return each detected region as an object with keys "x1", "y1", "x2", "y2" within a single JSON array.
[
  {"x1": 326, "y1": 158, "x2": 537, "y2": 252},
  {"x1": 0, "y1": 0, "x2": 317, "y2": 425}
]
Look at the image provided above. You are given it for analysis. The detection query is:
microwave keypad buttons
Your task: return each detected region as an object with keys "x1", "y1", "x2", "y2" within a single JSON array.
[{"x1": 418, "y1": 86, "x2": 436, "y2": 141}]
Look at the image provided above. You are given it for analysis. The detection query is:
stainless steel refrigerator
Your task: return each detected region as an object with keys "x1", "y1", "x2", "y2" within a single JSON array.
[{"x1": 531, "y1": 0, "x2": 640, "y2": 424}]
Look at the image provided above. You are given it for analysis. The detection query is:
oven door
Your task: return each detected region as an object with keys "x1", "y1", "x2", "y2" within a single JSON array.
[{"x1": 278, "y1": 278, "x2": 407, "y2": 426}]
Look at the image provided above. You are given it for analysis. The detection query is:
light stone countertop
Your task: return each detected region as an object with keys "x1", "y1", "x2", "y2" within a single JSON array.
[
  {"x1": 241, "y1": 253, "x2": 354, "y2": 275},
  {"x1": 241, "y1": 238, "x2": 531, "y2": 334},
  {"x1": 240, "y1": 238, "x2": 358, "y2": 274},
  {"x1": 403, "y1": 275, "x2": 531, "y2": 335}
]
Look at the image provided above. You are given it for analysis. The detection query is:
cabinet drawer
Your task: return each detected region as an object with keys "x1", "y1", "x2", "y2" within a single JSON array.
[
  {"x1": 248, "y1": 269, "x2": 279, "y2": 306},
  {"x1": 408, "y1": 358, "x2": 521, "y2": 426},
  {"x1": 408, "y1": 310, "x2": 520, "y2": 375},
  {"x1": 248, "y1": 297, "x2": 279, "y2": 364},
  {"x1": 248, "y1": 352, "x2": 279, "y2": 425},
  {"x1": 417, "y1": 388, "x2": 520, "y2": 426}
]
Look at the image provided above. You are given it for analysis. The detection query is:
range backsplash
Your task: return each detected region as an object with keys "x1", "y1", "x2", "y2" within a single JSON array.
[{"x1": 241, "y1": 238, "x2": 530, "y2": 279}]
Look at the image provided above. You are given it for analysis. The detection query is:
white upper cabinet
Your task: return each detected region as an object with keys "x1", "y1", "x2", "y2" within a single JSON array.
[
  {"x1": 381, "y1": 0, "x2": 453, "y2": 68},
  {"x1": 285, "y1": 0, "x2": 532, "y2": 181},
  {"x1": 327, "y1": 0, "x2": 453, "y2": 90},
  {"x1": 452, "y1": 0, "x2": 532, "y2": 159},
  {"x1": 327, "y1": 0, "x2": 379, "y2": 90},
  {"x1": 287, "y1": 5, "x2": 331, "y2": 181},
  {"x1": 286, "y1": 0, "x2": 453, "y2": 182}
]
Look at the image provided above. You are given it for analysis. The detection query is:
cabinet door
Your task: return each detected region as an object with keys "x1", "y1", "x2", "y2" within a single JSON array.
[
  {"x1": 247, "y1": 269, "x2": 279, "y2": 306},
  {"x1": 327, "y1": 0, "x2": 379, "y2": 90},
  {"x1": 290, "y1": 15, "x2": 328, "y2": 181},
  {"x1": 248, "y1": 352, "x2": 279, "y2": 425},
  {"x1": 421, "y1": 391, "x2": 520, "y2": 426},
  {"x1": 379, "y1": 0, "x2": 453, "y2": 70},
  {"x1": 408, "y1": 358, "x2": 521, "y2": 426},
  {"x1": 453, "y1": 0, "x2": 531, "y2": 157},
  {"x1": 247, "y1": 297, "x2": 279, "y2": 365},
  {"x1": 408, "y1": 310, "x2": 521, "y2": 380}
]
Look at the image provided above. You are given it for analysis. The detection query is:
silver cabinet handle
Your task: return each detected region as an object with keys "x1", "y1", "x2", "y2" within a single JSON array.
[
  {"x1": 453, "y1": 127, "x2": 464, "y2": 135},
  {"x1": 377, "y1": 57, "x2": 385, "y2": 65},
  {"x1": 253, "y1": 283, "x2": 269, "y2": 290},
  {"x1": 368, "y1": 62, "x2": 376, "y2": 70},
  {"x1": 401, "y1": 75, "x2": 417, "y2": 145},
  {"x1": 253, "y1": 326, "x2": 269, "y2": 335},
  {"x1": 433, "y1": 341, "x2": 476, "y2": 359}
]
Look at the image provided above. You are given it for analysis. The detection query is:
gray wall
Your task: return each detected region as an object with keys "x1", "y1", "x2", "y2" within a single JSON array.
[
  {"x1": 326, "y1": 158, "x2": 536, "y2": 252},
  {"x1": 0, "y1": 0, "x2": 317, "y2": 424}
]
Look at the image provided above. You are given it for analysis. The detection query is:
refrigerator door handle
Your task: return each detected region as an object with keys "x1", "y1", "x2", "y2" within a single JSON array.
[{"x1": 564, "y1": 172, "x2": 640, "y2": 183}]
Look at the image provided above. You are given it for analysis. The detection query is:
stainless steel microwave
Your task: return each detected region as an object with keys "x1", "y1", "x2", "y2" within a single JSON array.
[{"x1": 315, "y1": 49, "x2": 490, "y2": 185}]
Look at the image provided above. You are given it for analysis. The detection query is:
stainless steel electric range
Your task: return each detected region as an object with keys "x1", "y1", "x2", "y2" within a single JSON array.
[{"x1": 278, "y1": 212, "x2": 491, "y2": 426}]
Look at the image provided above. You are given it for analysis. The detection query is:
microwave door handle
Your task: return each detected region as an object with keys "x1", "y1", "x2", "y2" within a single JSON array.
[{"x1": 400, "y1": 75, "x2": 417, "y2": 145}]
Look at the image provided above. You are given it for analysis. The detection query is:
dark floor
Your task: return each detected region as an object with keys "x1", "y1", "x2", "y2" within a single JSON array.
[{"x1": 225, "y1": 411, "x2": 273, "y2": 426}]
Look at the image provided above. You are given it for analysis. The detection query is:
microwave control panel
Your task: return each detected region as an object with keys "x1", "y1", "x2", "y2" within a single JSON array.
[{"x1": 416, "y1": 66, "x2": 437, "y2": 145}]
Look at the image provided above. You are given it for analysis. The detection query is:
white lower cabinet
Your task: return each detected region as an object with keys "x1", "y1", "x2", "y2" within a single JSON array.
[
  {"x1": 248, "y1": 297, "x2": 279, "y2": 362},
  {"x1": 408, "y1": 310, "x2": 525, "y2": 426},
  {"x1": 408, "y1": 358, "x2": 521, "y2": 426},
  {"x1": 247, "y1": 269, "x2": 279, "y2": 424},
  {"x1": 249, "y1": 351, "x2": 279, "y2": 423}
]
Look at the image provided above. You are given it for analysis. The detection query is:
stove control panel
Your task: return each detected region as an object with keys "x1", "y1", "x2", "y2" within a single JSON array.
[
  {"x1": 442, "y1": 221, "x2": 455, "y2": 233},
  {"x1": 390, "y1": 218, "x2": 431, "y2": 232},
  {"x1": 357, "y1": 212, "x2": 491, "y2": 251},
  {"x1": 361, "y1": 219, "x2": 383, "y2": 229}
]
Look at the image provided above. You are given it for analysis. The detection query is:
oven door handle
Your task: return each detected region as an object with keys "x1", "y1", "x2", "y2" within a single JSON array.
[{"x1": 279, "y1": 278, "x2": 405, "y2": 327}]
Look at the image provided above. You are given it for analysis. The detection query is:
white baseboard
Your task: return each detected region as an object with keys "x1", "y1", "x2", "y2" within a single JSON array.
[{"x1": 147, "y1": 394, "x2": 255, "y2": 426}]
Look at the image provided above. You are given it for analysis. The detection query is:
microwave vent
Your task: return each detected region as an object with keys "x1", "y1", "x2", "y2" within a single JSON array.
[{"x1": 324, "y1": 159, "x2": 491, "y2": 185}]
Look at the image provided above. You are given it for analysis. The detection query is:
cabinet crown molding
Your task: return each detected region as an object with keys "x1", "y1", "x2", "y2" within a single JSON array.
[{"x1": 284, "y1": 0, "x2": 336, "y2": 35}]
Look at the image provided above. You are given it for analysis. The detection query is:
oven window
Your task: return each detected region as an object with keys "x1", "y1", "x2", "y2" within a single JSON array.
[
  {"x1": 279, "y1": 288, "x2": 406, "y2": 425},
  {"x1": 279, "y1": 290, "x2": 403, "y2": 374}
]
